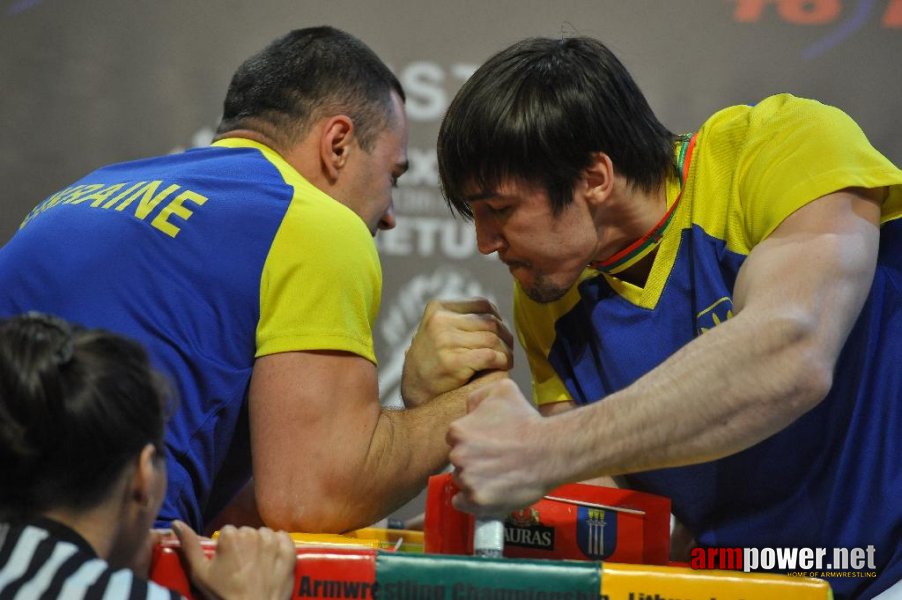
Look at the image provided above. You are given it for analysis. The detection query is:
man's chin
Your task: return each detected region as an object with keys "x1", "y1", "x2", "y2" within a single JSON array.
[
  {"x1": 519, "y1": 278, "x2": 570, "y2": 304},
  {"x1": 507, "y1": 264, "x2": 571, "y2": 303}
]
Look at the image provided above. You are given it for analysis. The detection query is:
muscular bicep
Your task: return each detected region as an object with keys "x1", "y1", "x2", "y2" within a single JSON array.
[
  {"x1": 733, "y1": 187, "x2": 882, "y2": 363},
  {"x1": 248, "y1": 350, "x2": 381, "y2": 531}
]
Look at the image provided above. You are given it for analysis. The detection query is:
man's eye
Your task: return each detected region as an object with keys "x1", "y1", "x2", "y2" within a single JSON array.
[{"x1": 391, "y1": 176, "x2": 399, "y2": 188}]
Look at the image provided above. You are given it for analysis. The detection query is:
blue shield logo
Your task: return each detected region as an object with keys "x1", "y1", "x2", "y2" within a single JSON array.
[{"x1": 576, "y1": 506, "x2": 617, "y2": 559}]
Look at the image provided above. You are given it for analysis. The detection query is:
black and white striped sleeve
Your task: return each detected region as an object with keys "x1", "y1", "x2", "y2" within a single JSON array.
[{"x1": 0, "y1": 523, "x2": 183, "y2": 600}]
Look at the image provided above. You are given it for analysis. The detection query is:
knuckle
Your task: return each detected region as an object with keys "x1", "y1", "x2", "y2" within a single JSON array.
[
  {"x1": 474, "y1": 332, "x2": 493, "y2": 347},
  {"x1": 431, "y1": 327, "x2": 451, "y2": 345},
  {"x1": 219, "y1": 525, "x2": 236, "y2": 538},
  {"x1": 257, "y1": 528, "x2": 274, "y2": 544},
  {"x1": 470, "y1": 312, "x2": 493, "y2": 329},
  {"x1": 489, "y1": 319, "x2": 503, "y2": 335},
  {"x1": 474, "y1": 347, "x2": 497, "y2": 364},
  {"x1": 442, "y1": 352, "x2": 466, "y2": 371},
  {"x1": 448, "y1": 444, "x2": 467, "y2": 467},
  {"x1": 238, "y1": 527, "x2": 258, "y2": 543}
]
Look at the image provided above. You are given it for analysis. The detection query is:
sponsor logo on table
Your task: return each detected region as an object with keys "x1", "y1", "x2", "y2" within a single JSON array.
[
  {"x1": 576, "y1": 507, "x2": 618, "y2": 560},
  {"x1": 504, "y1": 507, "x2": 555, "y2": 550}
]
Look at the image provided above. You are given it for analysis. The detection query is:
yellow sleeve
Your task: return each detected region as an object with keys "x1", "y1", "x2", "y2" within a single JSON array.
[
  {"x1": 255, "y1": 166, "x2": 380, "y2": 364},
  {"x1": 735, "y1": 94, "x2": 902, "y2": 245},
  {"x1": 513, "y1": 280, "x2": 580, "y2": 407}
]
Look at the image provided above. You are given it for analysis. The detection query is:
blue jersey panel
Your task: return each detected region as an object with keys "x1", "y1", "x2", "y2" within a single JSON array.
[
  {"x1": 0, "y1": 146, "x2": 293, "y2": 529},
  {"x1": 550, "y1": 225, "x2": 744, "y2": 404}
]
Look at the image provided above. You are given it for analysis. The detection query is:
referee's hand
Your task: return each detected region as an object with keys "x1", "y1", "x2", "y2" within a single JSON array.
[{"x1": 173, "y1": 520, "x2": 295, "y2": 600}]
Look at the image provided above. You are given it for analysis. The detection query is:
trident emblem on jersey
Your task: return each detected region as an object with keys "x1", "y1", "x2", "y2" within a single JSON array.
[{"x1": 696, "y1": 296, "x2": 735, "y2": 335}]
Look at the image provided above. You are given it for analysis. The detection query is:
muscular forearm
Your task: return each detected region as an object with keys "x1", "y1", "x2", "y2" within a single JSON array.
[
  {"x1": 298, "y1": 371, "x2": 508, "y2": 532},
  {"x1": 543, "y1": 309, "x2": 831, "y2": 488},
  {"x1": 359, "y1": 371, "x2": 510, "y2": 523},
  {"x1": 449, "y1": 311, "x2": 835, "y2": 516}
]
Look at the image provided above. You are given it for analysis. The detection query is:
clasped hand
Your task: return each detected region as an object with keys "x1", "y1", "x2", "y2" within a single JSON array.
[
  {"x1": 446, "y1": 378, "x2": 552, "y2": 517},
  {"x1": 401, "y1": 298, "x2": 514, "y2": 408}
]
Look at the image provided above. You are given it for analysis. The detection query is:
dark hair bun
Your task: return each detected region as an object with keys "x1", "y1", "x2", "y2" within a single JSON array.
[
  {"x1": 0, "y1": 312, "x2": 168, "y2": 515},
  {"x1": 0, "y1": 313, "x2": 75, "y2": 482}
]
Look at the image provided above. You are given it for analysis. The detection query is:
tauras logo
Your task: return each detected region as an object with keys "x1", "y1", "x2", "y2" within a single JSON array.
[
  {"x1": 504, "y1": 524, "x2": 555, "y2": 549},
  {"x1": 504, "y1": 508, "x2": 554, "y2": 550}
]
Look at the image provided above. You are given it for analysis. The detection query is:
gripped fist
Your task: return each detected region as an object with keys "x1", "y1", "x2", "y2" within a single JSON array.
[
  {"x1": 401, "y1": 298, "x2": 514, "y2": 408},
  {"x1": 173, "y1": 520, "x2": 295, "y2": 600},
  {"x1": 446, "y1": 378, "x2": 550, "y2": 517}
]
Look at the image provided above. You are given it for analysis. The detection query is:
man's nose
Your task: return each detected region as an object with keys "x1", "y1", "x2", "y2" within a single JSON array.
[
  {"x1": 475, "y1": 215, "x2": 504, "y2": 255},
  {"x1": 377, "y1": 201, "x2": 396, "y2": 232}
]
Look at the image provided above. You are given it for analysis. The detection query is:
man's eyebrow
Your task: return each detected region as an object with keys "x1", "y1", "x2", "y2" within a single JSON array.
[
  {"x1": 464, "y1": 191, "x2": 498, "y2": 203},
  {"x1": 395, "y1": 160, "x2": 409, "y2": 175}
]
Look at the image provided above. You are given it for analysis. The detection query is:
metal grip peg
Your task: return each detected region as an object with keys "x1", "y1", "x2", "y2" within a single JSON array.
[{"x1": 473, "y1": 518, "x2": 505, "y2": 558}]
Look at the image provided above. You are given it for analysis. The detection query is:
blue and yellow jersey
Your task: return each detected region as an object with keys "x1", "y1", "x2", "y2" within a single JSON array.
[
  {"x1": 515, "y1": 95, "x2": 902, "y2": 598},
  {"x1": 0, "y1": 138, "x2": 381, "y2": 529}
]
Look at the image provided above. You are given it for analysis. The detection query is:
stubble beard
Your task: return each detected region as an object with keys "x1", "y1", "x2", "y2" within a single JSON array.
[{"x1": 520, "y1": 272, "x2": 570, "y2": 304}]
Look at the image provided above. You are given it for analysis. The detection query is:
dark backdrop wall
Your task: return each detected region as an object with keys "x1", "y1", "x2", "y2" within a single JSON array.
[{"x1": 2, "y1": 0, "x2": 900, "y2": 516}]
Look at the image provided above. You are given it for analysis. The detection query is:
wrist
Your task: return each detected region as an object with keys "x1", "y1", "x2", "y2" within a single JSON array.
[{"x1": 540, "y1": 408, "x2": 594, "y2": 490}]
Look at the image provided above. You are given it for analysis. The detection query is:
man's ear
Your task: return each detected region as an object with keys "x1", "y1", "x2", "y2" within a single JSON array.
[
  {"x1": 130, "y1": 444, "x2": 158, "y2": 508},
  {"x1": 583, "y1": 152, "x2": 615, "y2": 207},
  {"x1": 319, "y1": 115, "x2": 355, "y2": 181}
]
